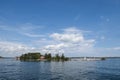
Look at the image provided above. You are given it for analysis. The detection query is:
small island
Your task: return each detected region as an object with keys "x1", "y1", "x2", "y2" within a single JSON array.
[
  {"x1": 19, "y1": 52, "x2": 69, "y2": 62},
  {"x1": 0, "y1": 56, "x2": 3, "y2": 58}
]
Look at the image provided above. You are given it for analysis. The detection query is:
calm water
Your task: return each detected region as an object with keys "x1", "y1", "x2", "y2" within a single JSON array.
[{"x1": 0, "y1": 58, "x2": 120, "y2": 80}]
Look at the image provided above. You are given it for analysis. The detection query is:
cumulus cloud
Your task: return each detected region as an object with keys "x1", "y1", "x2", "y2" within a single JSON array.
[
  {"x1": 50, "y1": 33, "x2": 84, "y2": 43},
  {"x1": 0, "y1": 41, "x2": 35, "y2": 57},
  {"x1": 43, "y1": 27, "x2": 95, "y2": 55},
  {"x1": 45, "y1": 43, "x2": 68, "y2": 50},
  {"x1": 50, "y1": 27, "x2": 93, "y2": 43}
]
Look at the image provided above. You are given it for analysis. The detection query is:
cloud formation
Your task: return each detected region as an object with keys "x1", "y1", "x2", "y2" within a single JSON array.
[
  {"x1": 0, "y1": 23, "x2": 44, "y2": 38},
  {"x1": 43, "y1": 27, "x2": 95, "y2": 55},
  {"x1": 0, "y1": 41, "x2": 35, "y2": 57},
  {"x1": 0, "y1": 26, "x2": 119, "y2": 57}
]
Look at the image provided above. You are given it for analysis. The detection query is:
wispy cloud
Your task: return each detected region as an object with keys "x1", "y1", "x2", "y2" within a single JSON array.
[
  {"x1": 100, "y1": 16, "x2": 110, "y2": 22},
  {"x1": 107, "y1": 47, "x2": 120, "y2": 50},
  {"x1": 22, "y1": 33, "x2": 45, "y2": 38},
  {"x1": 74, "y1": 15, "x2": 80, "y2": 21},
  {"x1": 0, "y1": 23, "x2": 44, "y2": 38},
  {"x1": 100, "y1": 36, "x2": 105, "y2": 40}
]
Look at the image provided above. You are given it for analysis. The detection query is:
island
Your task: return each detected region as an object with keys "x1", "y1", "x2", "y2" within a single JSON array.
[
  {"x1": 19, "y1": 52, "x2": 69, "y2": 61},
  {"x1": 0, "y1": 56, "x2": 2, "y2": 58}
]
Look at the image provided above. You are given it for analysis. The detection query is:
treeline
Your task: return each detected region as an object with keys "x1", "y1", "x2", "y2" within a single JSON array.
[
  {"x1": 0, "y1": 56, "x2": 2, "y2": 58},
  {"x1": 53, "y1": 54, "x2": 69, "y2": 61},
  {"x1": 44, "y1": 53, "x2": 69, "y2": 61},
  {"x1": 20, "y1": 52, "x2": 69, "y2": 61},
  {"x1": 20, "y1": 52, "x2": 41, "y2": 61}
]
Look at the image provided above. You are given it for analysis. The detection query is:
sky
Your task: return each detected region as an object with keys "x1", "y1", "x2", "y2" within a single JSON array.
[{"x1": 0, "y1": 0, "x2": 120, "y2": 57}]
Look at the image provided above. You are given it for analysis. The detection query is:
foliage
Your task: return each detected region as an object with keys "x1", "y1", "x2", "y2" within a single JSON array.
[
  {"x1": 61, "y1": 54, "x2": 65, "y2": 60},
  {"x1": 101, "y1": 57, "x2": 106, "y2": 60},
  {"x1": 44, "y1": 53, "x2": 51, "y2": 61},
  {"x1": 20, "y1": 52, "x2": 41, "y2": 61},
  {"x1": 20, "y1": 52, "x2": 69, "y2": 62}
]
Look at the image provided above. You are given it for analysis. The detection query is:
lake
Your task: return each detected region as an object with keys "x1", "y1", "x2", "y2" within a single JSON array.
[{"x1": 0, "y1": 58, "x2": 120, "y2": 80}]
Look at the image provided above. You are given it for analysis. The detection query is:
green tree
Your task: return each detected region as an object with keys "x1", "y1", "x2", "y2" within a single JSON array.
[
  {"x1": 55, "y1": 54, "x2": 60, "y2": 61},
  {"x1": 101, "y1": 57, "x2": 106, "y2": 60},
  {"x1": 44, "y1": 53, "x2": 48, "y2": 59},
  {"x1": 44, "y1": 53, "x2": 52, "y2": 61},
  {"x1": 61, "y1": 54, "x2": 65, "y2": 60},
  {"x1": 48, "y1": 53, "x2": 51, "y2": 59},
  {"x1": 20, "y1": 52, "x2": 41, "y2": 61}
]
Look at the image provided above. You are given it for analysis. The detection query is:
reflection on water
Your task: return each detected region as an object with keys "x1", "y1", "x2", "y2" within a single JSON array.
[{"x1": 0, "y1": 58, "x2": 120, "y2": 80}]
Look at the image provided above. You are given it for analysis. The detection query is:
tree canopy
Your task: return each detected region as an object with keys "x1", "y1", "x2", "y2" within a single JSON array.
[{"x1": 20, "y1": 52, "x2": 69, "y2": 61}]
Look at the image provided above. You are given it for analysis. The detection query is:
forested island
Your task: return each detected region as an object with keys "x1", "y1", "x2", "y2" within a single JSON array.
[{"x1": 19, "y1": 52, "x2": 69, "y2": 61}]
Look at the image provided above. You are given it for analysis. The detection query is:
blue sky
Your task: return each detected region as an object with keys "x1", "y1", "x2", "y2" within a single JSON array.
[{"x1": 0, "y1": 0, "x2": 120, "y2": 57}]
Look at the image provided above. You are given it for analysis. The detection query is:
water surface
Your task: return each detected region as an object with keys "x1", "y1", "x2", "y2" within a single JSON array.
[{"x1": 0, "y1": 58, "x2": 120, "y2": 80}]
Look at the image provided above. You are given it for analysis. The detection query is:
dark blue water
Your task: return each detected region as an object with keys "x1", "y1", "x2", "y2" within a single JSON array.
[{"x1": 0, "y1": 58, "x2": 120, "y2": 80}]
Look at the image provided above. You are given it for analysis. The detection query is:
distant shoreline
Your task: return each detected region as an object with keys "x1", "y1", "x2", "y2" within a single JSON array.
[
  {"x1": 1, "y1": 57, "x2": 120, "y2": 58},
  {"x1": 1, "y1": 56, "x2": 120, "y2": 60}
]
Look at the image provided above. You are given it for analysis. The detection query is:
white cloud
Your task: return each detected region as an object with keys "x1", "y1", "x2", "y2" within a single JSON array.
[
  {"x1": 45, "y1": 43, "x2": 68, "y2": 50},
  {"x1": 107, "y1": 47, "x2": 120, "y2": 50},
  {"x1": 0, "y1": 23, "x2": 44, "y2": 38},
  {"x1": 22, "y1": 33, "x2": 45, "y2": 37},
  {"x1": 50, "y1": 27, "x2": 92, "y2": 43},
  {"x1": 113, "y1": 47, "x2": 120, "y2": 50},
  {"x1": 101, "y1": 36, "x2": 105, "y2": 40},
  {"x1": 63, "y1": 27, "x2": 80, "y2": 33},
  {"x1": 106, "y1": 18, "x2": 110, "y2": 22},
  {"x1": 43, "y1": 27, "x2": 96, "y2": 56},
  {"x1": 0, "y1": 41, "x2": 36, "y2": 57},
  {"x1": 50, "y1": 33, "x2": 84, "y2": 43}
]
